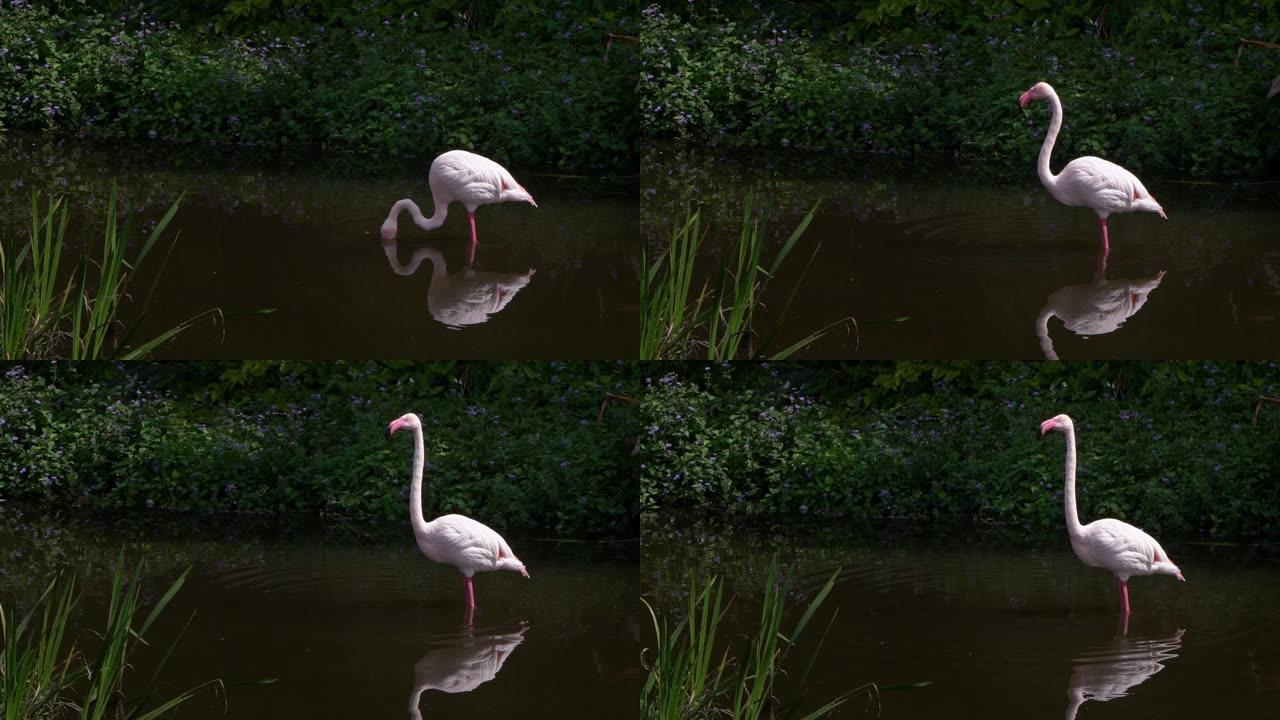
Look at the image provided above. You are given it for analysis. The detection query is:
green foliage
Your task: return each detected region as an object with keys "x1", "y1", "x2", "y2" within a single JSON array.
[
  {"x1": 640, "y1": 558, "x2": 865, "y2": 720},
  {"x1": 0, "y1": 187, "x2": 217, "y2": 360},
  {"x1": 0, "y1": 2, "x2": 638, "y2": 170},
  {"x1": 0, "y1": 362, "x2": 641, "y2": 537},
  {"x1": 0, "y1": 557, "x2": 219, "y2": 720},
  {"x1": 641, "y1": 197, "x2": 852, "y2": 359},
  {"x1": 640, "y1": 362, "x2": 1280, "y2": 538},
  {"x1": 640, "y1": 4, "x2": 1280, "y2": 177}
]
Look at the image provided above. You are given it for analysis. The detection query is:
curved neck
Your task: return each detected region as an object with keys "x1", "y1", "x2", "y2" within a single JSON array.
[
  {"x1": 418, "y1": 247, "x2": 449, "y2": 285},
  {"x1": 1038, "y1": 90, "x2": 1064, "y2": 190},
  {"x1": 387, "y1": 198, "x2": 447, "y2": 234},
  {"x1": 1036, "y1": 306, "x2": 1058, "y2": 360},
  {"x1": 1062, "y1": 425, "x2": 1084, "y2": 537},
  {"x1": 409, "y1": 424, "x2": 430, "y2": 535}
]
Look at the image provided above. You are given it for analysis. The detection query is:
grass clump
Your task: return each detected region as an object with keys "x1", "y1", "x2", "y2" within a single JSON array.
[
  {"x1": 0, "y1": 184, "x2": 216, "y2": 360},
  {"x1": 641, "y1": 194, "x2": 852, "y2": 359},
  {"x1": 0, "y1": 556, "x2": 220, "y2": 719},
  {"x1": 641, "y1": 559, "x2": 875, "y2": 720}
]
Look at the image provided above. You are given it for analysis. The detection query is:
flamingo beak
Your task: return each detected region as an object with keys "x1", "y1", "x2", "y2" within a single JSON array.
[
  {"x1": 386, "y1": 419, "x2": 403, "y2": 439},
  {"x1": 520, "y1": 566, "x2": 530, "y2": 579},
  {"x1": 1019, "y1": 91, "x2": 1032, "y2": 109},
  {"x1": 528, "y1": 196, "x2": 538, "y2": 208},
  {"x1": 1039, "y1": 419, "x2": 1056, "y2": 437},
  {"x1": 1176, "y1": 571, "x2": 1186, "y2": 582}
]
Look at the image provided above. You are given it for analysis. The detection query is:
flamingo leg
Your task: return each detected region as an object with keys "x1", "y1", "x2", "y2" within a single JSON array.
[
  {"x1": 464, "y1": 576, "x2": 476, "y2": 610},
  {"x1": 467, "y1": 211, "x2": 478, "y2": 266},
  {"x1": 1098, "y1": 218, "x2": 1110, "y2": 260},
  {"x1": 1119, "y1": 579, "x2": 1131, "y2": 616}
]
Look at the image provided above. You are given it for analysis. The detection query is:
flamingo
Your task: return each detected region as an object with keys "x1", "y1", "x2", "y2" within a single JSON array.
[
  {"x1": 380, "y1": 150, "x2": 537, "y2": 265},
  {"x1": 381, "y1": 238, "x2": 536, "y2": 328},
  {"x1": 1019, "y1": 82, "x2": 1166, "y2": 262},
  {"x1": 1035, "y1": 248, "x2": 1166, "y2": 360},
  {"x1": 1039, "y1": 414, "x2": 1184, "y2": 615},
  {"x1": 387, "y1": 412, "x2": 530, "y2": 610},
  {"x1": 408, "y1": 622, "x2": 528, "y2": 720}
]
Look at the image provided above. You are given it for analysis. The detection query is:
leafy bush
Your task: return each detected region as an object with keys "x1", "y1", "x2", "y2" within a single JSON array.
[
  {"x1": 640, "y1": 362, "x2": 1280, "y2": 538},
  {"x1": 0, "y1": 361, "x2": 641, "y2": 536},
  {"x1": 639, "y1": 4, "x2": 1280, "y2": 177},
  {"x1": 0, "y1": 1, "x2": 638, "y2": 170}
]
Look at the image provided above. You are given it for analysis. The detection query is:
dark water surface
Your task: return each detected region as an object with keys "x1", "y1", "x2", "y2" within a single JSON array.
[
  {"x1": 0, "y1": 509, "x2": 641, "y2": 719},
  {"x1": 643, "y1": 520, "x2": 1280, "y2": 719},
  {"x1": 644, "y1": 147, "x2": 1280, "y2": 359},
  {"x1": 0, "y1": 137, "x2": 637, "y2": 358}
]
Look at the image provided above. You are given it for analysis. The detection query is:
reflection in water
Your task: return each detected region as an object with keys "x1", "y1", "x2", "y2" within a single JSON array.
[
  {"x1": 1066, "y1": 624, "x2": 1184, "y2": 720},
  {"x1": 382, "y1": 238, "x2": 535, "y2": 328},
  {"x1": 408, "y1": 621, "x2": 530, "y2": 719},
  {"x1": 1036, "y1": 249, "x2": 1165, "y2": 359}
]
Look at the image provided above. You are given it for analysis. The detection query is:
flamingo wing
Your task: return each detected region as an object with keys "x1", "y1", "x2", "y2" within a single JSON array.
[
  {"x1": 1082, "y1": 518, "x2": 1165, "y2": 577},
  {"x1": 430, "y1": 151, "x2": 517, "y2": 207},
  {"x1": 1055, "y1": 156, "x2": 1147, "y2": 214},
  {"x1": 425, "y1": 514, "x2": 514, "y2": 571}
]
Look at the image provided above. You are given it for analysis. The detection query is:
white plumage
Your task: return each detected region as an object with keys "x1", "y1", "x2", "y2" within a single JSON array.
[
  {"x1": 387, "y1": 412, "x2": 529, "y2": 610},
  {"x1": 381, "y1": 240, "x2": 535, "y2": 327},
  {"x1": 1039, "y1": 413, "x2": 1185, "y2": 614},
  {"x1": 1020, "y1": 82, "x2": 1166, "y2": 259},
  {"x1": 380, "y1": 150, "x2": 537, "y2": 265},
  {"x1": 1036, "y1": 261, "x2": 1165, "y2": 359},
  {"x1": 408, "y1": 623, "x2": 527, "y2": 718}
]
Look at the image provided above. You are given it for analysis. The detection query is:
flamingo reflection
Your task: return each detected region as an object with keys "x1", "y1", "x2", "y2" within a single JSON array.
[
  {"x1": 408, "y1": 621, "x2": 529, "y2": 719},
  {"x1": 382, "y1": 237, "x2": 535, "y2": 328},
  {"x1": 1065, "y1": 622, "x2": 1184, "y2": 720},
  {"x1": 1036, "y1": 248, "x2": 1165, "y2": 359}
]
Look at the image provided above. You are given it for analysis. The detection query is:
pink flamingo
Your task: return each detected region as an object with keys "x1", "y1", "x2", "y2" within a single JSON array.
[
  {"x1": 1040, "y1": 414, "x2": 1184, "y2": 615},
  {"x1": 387, "y1": 412, "x2": 530, "y2": 610},
  {"x1": 380, "y1": 150, "x2": 537, "y2": 265},
  {"x1": 1019, "y1": 82, "x2": 1166, "y2": 262}
]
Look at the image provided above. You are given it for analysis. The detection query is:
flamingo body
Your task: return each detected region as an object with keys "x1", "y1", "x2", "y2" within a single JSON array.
[
  {"x1": 380, "y1": 150, "x2": 537, "y2": 261},
  {"x1": 381, "y1": 239, "x2": 535, "y2": 327},
  {"x1": 1036, "y1": 260, "x2": 1165, "y2": 360},
  {"x1": 1039, "y1": 414, "x2": 1184, "y2": 614},
  {"x1": 1019, "y1": 82, "x2": 1166, "y2": 259},
  {"x1": 388, "y1": 412, "x2": 529, "y2": 610},
  {"x1": 416, "y1": 513, "x2": 527, "y2": 578}
]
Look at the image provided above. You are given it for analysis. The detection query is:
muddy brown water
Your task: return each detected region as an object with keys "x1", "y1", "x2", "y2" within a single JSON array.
[
  {"x1": 643, "y1": 147, "x2": 1280, "y2": 359},
  {"x1": 643, "y1": 520, "x2": 1280, "y2": 719},
  {"x1": 0, "y1": 510, "x2": 641, "y2": 719},
  {"x1": 0, "y1": 137, "x2": 638, "y2": 359}
]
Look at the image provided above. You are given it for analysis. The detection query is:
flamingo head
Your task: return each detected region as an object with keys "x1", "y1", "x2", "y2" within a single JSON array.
[
  {"x1": 386, "y1": 412, "x2": 422, "y2": 439},
  {"x1": 1019, "y1": 81, "x2": 1052, "y2": 109},
  {"x1": 500, "y1": 184, "x2": 537, "y2": 208},
  {"x1": 1039, "y1": 413, "x2": 1075, "y2": 438},
  {"x1": 379, "y1": 219, "x2": 398, "y2": 242}
]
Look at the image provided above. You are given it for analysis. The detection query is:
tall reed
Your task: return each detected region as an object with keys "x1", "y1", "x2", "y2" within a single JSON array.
[
  {"x1": 0, "y1": 556, "x2": 220, "y2": 720},
  {"x1": 0, "y1": 184, "x2": 217, "y2": 360},
  {"x1": 641, "y1": 560, "x2": 876, "y2": 720},
  {"x1": 641, "y1": 195, "x2": 853, "y2": 360}
]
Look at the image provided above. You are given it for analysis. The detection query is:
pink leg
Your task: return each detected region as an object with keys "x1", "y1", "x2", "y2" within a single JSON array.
[
  {"x1": 1098, "y1": 217, "x2": 1111, "y2": 259},
  {"x1": 467, "y1": 211, "x2": 478, "y2": 266},
  {"x1": 1119, "y1": 579, "x2": 1131, "y2": 616},
  {"x1": 464, "y1": 576, "x2": 476, "y2": 610}
]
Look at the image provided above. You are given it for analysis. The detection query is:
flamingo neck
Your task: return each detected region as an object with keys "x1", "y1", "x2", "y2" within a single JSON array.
[
  {"x1": 387, "y1": 198, "x2": 447, "y2": 233},
  {"x1": 1035, "y1": 305, "x2": 1058, "y2": 360},
  {"x1": 419, "y1": 247, "x2": 449, "y2": 286},
  {"x1": 1037, "y1": 89, "x2": 1064, "y2": 192},
  {"x1": 1062, "y1": 425, "x2": 1084, "y2": 538},
  {"x1": 409, "y1": 424, "x2": 430, "y2": 536}
]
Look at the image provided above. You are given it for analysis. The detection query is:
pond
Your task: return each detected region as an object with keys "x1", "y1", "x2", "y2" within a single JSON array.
[
  {"x1": 643, "y1": 519, "x2": 1280, "y2": 719},
  {"x1": 0, "y1": 508, "x2": 641, "y2": 719},
  {"x1": 644, "y1": 147, "x2": 1280, "y2": 359},
  {"x1": 0, "y1": 136, "x2": 637, "y2": 359}
]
